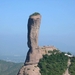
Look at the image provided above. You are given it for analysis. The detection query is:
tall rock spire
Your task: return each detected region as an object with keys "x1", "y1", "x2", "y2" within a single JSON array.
[
  {"x1": 25, "y1": 12, "x2": 42, "y2": 64},
  {"x1": 17, "y1": 12, "x2": 57, "y2": 75},
  {"x1": 27, "y1": 12, "x2": 41, "y2": 52}
]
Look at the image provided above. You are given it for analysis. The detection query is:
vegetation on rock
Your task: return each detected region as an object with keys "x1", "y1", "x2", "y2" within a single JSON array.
[
  {"x1": 69, "y1": 57, "x2": 75, "y2": 75},
  {"x1": 38, "y1": 50, "x2": 68, "y2": 75},
  {"x1": 30, "y1": 12, "x2": 40, "y2": 17}
]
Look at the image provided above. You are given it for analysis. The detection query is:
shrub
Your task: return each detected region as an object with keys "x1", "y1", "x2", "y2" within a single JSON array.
[{"x1": 38, "y1": 52, "x2": 68, "y2": 75}]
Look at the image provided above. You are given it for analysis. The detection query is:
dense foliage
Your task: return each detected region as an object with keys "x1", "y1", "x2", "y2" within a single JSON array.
[
  {"x1": 0, "y1": 60, "x2": 23, "y2": 75},
  {"x1": 69, "y1": 57, "x2": 75, "y2": 75},
  {"x1": 30, "y1": 12, "x2": 40, "y2": 17},
  {"x1": 38, "y1": 50, "x2": 68, "y2": 75}
]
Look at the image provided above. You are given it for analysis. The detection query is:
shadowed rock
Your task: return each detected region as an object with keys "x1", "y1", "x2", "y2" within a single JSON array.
[
  {"x1": 27, "y1": 12, "x2": 41, "y2": 51},
  {"x1": 25, "y1": 12, "x2": 42, "y2": 64},
  {"x1": 17, "y1": 12, "x2": 57, "y2": 75}
]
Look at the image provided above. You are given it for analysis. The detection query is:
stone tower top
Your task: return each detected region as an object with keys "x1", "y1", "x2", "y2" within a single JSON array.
[
  {"x1": 30, "y1": 12, "x2": 40, "y2": 17},
  {"x1": 29, "y1": 12, "x2": 41, "y2": 20}
]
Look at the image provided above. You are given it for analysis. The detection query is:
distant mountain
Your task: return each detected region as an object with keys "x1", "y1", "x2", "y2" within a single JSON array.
[
  {"x1": 0, "y1": 55, "x2": 25, "y2": 63},
  {"x1": 0, "y1": 60, "x2": 23, "y2": 75}
]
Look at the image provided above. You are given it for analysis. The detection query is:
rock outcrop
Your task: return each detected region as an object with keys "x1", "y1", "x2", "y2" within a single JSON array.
[
  {"x1": 27, "y1": 13, "x2": 41, "y2": 50},
  {"x1": 17, "y1": 12, "x2": 57, "y2": 75},
  {"x1": 25, "y1": 12, "x2": 42, "y2": 65}
]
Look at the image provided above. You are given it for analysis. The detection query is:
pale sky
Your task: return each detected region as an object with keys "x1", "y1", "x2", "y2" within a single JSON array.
[{"x1": 0, "y1": 0, "x2": 75, "y2": 56}]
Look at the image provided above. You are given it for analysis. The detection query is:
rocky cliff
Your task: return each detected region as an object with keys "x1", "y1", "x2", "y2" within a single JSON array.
[
  {"x1": 25, "y1": 12, "x2": 42, "y2": 65},
  {"x1": 17, "y1": 12, "x2": 57, "y2": 75}
]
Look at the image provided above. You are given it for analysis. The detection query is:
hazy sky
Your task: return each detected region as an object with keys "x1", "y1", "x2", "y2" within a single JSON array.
[{"x1": 0, "y1": 0, "x2": 75, "y2": 56}]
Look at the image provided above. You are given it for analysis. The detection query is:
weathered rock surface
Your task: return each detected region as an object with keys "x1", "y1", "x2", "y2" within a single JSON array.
[
  {"x1": 25, "y1": 13, "x2": 42, "y2": 64},
  {"x1": 17, "y1": 12, "x2": 57, "y2": 75},
  {"x1": 27, "y1": 13, "x2": 41, "y2": 50},
  {"x1": 17, "y1": 64, "x2": 41, "y2": 75},
  {"x1": 17, "y1": 46, "x2": 56, "y2": 75}
]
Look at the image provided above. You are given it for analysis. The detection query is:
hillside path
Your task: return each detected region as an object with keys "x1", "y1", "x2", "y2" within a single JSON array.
[{"x1": 63, "y1": 59, "x2": 71, "y2": 75}]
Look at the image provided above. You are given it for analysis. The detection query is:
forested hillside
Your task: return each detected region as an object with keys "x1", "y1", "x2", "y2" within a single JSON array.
[
  {"x1": 69, "y1": 57, "x2": 75, "y2": 75},
  {"x1": 38, "y1": 50, "x2": 75, "y2": 75},
  {"x1": 0, "y1": 60, "x2": 23, "y2": 75}
]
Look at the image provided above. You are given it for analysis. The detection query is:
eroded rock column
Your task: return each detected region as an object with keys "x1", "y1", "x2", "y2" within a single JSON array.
[
  {"x1": 25, "y1": 13, "x2": 42, "y2": 64},
  {"x1": 27, "y1": 13, "x2": 41, "y2": 52}
]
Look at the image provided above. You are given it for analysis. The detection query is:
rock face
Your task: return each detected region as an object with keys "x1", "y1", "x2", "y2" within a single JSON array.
[
  {"x1": 17, "y1": 12, "x2": 57, "y2": 75},
  {"x1": 25, "y1": 13, "x2": 42, "y2": 64},
  {"x1": 27, "y1": 13, "x2": 41, "y2": 51},
  {"x1": 17, "y1": 64, "x2": 41, "y2": 75}
]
